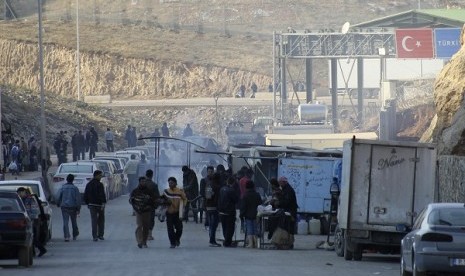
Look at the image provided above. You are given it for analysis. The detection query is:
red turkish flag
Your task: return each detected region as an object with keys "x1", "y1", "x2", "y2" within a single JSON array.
[{"x1": 396, "y1": 29, "x2": 434, "y2": 58}]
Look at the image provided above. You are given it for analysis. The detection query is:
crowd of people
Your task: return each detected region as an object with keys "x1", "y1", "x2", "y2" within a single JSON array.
[
  {"x1": 52, "y1": 163, "x2": 297, "y2": 250},
  {"x1": 1, "y1": 121, "x2": 199, "y2": 175},
  {"x1": 128, "y1": 164, "x2": 298, "y2": 249}
]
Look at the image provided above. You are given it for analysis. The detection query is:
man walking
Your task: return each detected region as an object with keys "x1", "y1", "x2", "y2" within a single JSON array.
[
  {"x1": 218, "y1": 176, "x2": 239, "y2": 247},
  {"x1": 83, "y1": 170, "x2": 107, "y2": 241},
  {"x1": 181, "y1": 165, "x2": 199, "y2": 222},
  {"x1": 145, "y1": 169, "x2": 160, "y2": 240},
  {"x1": 163, "y1": 177, "x2": 187, "y2": 248},
  {"x1": 129, "y1": 177, "x2": 158, "y2": 248},
  {"x1": 205, "y1": 172, "x2": 222, "y2": 247},
  {"x1": 56, "y1": 174, "x2": 81, "y2": 241}
]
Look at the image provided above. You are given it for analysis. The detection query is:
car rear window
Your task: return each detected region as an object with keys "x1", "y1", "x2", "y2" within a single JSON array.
[
  {"x1": 0, "y1": 196, "x2": 24, "y2": 212},
  {"x1": 428, "y1": 208, "x2": 465, "y2": 226},
  {"x1": 60, "y1": 164, "x2": 93, "y2": 173},
  {"x1": 0, "y1": 184, "x2": 40, "y2": 197}
]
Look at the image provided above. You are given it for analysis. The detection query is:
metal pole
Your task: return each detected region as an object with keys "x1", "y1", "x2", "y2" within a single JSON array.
[
  {"x1": 76, "y1": 0, "x2": 81, "y2": 101},
  {"x1": 280, "y1": 57, "x2": 286, "y2": 122},
  {"x1": 38, "y1": 0, "x2": 48, "y2": 183},
  {"x1": 214, "y1": 95, "x2": 220, "y2": 141},
  {"x1": 357, "y1": 57, "x2": 364, "y2": 126},
  {"x1": 305, "y1": 59, "x2": 313, "y2": 103},
  {"x1": 0, "y1": 86, "x2": 3, "y2": 170},
  {"x1": 272, "y1": 31, "x2": 276, "y2": 119},
  {"x1": 330, "y1": 58, "x2": 338, "y2": 131}
]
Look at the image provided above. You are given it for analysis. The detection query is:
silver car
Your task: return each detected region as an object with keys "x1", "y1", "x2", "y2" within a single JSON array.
[
  {"x1": 52, "y1": 161, "x2": 110, "y2": 201},
  {"x1": 399, "y1": 203, "x2": 465, "y2": 275}
]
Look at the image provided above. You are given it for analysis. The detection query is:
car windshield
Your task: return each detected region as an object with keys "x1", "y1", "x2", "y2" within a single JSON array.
[
  {"x1": 97, "y1": 159, "x2": 121, "y2": 170},
  {"x1": 60, "y1": 164, "x2": 93, "y2": 174},
  {"x1": 0, "y1": 184, "x2": 40, "y2": 197},
  {"x1": 428, "y1": 208, "x2": 465, "y2": 226},
  {"x1": 94, "y1": 161, "x2": 110, "y2": 173}
]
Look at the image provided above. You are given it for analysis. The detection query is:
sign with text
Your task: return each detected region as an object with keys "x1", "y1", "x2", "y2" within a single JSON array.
[
  {"x1": 395, "y1": 29, "x2": 434, "y2": 59},
  {"x1": 434, "y1": 28, "x2": 461, "y2": 59}
]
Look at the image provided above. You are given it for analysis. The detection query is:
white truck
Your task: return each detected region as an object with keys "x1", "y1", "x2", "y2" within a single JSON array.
[
  {"x1": 334, "y1": 138, "x2": 437, "y2": 261},
  {"x1": 278, "y1": 156, "x2": 342, "y2": 234}
]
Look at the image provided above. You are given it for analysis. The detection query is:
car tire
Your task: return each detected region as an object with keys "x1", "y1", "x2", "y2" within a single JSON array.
[
  {"x1": 18, "y1": 246, "x2": 32, "y2": 267},
  {"x1": 400, "y1": 254, "x2": 411, "y2": 276},
  {"x1": 334, "y1": 226, "x2": 344, "y2": 257}
]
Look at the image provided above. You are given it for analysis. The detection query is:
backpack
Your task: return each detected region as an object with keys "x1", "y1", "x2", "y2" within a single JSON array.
[
  {"x1": 129, "y1": 192, "x2": 152, "y2": 214},
  {"x1": 205, "y1": 182, "x2": 214, "y2": 200}
]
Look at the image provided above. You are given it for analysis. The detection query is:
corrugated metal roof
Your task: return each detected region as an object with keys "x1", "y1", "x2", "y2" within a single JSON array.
[
  {"x1": 419, "y1": 9, "x2": 465, "y2": 23},
  {"x1": 354, "y1": 9, "x2": 465, "y2": 28}
]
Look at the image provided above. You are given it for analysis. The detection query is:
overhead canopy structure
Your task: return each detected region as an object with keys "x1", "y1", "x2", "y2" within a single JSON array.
[{"x1": 354, "y1": 9, "x2": 465, "y2": 29}]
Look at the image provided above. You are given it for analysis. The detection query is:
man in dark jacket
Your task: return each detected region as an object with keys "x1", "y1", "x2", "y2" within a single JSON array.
[
  {"x1": 278, "y1": 176, "x2": 298, "y2": 236},
  {"x1": 218, "y1": 176, "x2": 239, "y2": 247},
  {"x1": 199, "y1": 166, "x2": 214, "y2": 224},
  {"x1": 87, "y1": 127, "x2": 98, "y2": 160},
  {"x1": 205, "y1": 172, "x2": 222, "y2": 247},
  {"x1": 145, "y1": 169, "x2": 160, "y2": 240},
  {"x1": 83, "y1": 170, "x2": 107, "y2": 241},
  {"x1": 240, "y1": 180, "x2": 262, "y2": 248},
  {"x1": 129, "y1": 177, "x2": 158, "y2": 248},
  {"x1": 181, "y1": 165, "x2": 199, "y2": 223}
]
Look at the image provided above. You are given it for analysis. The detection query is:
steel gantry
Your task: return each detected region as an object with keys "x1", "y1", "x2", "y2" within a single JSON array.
[{"x1": 272, "y1": 28, "x2": 396, "y2": 129}]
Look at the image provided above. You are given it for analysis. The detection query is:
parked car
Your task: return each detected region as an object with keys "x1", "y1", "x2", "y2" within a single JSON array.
[
  {"x1": 115, "y1": 150, "x2": 143, "y2": 161},
  {"x1": 398, "y1": 203, "x2": 465, "y2": 275},
  {"x1": 0, "y1": 180, "x2": 53, "y2": 241},
  {"x1": 126, "y1": 146, "x2": 154, "y2": 161},
  {"x1": 0, "y1": 190, "x2": 34, "y2": 267},
  {"x1": 52, "y1": 161, "x2": 110, "y2": 202},
  {"x1": 93, "y1": 156, "x2": 128, "y2": 192},
  {"x1": 91, "y1": 159, "x2": 123, "y2": 199}
]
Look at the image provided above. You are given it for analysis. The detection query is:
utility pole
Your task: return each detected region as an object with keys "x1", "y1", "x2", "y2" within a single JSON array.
[
  {"x1": 38, "y1": 0, "x2": 49, "y2": 190},
  {"x1": 76, "y1": 0, "x2": 81, "y2": 101}
]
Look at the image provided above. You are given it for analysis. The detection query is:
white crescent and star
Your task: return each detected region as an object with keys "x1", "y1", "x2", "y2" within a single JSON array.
[{"x1": 402, "y1": 36, "x2": 414, "y2": 51}]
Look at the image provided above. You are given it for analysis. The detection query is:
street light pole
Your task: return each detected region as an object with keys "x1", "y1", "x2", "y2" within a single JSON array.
[
  {"x1": 76, "y1": 0, "x2": 81, "y2": 101},
  {"x1": 38, "y1": 0, "x2": 48, "y2": 186}
]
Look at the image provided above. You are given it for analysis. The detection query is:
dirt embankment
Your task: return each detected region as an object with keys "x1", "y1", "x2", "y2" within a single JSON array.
[{"x1": 0, "y1": 39, "x2": 272, "y2": 100}]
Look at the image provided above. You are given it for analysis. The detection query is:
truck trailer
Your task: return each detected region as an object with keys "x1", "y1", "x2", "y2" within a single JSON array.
[{"x1": 335, "y1": 138, "x2": 437, "y2": 261}]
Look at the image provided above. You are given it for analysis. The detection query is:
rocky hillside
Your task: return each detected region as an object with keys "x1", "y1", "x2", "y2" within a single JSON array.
[
  {"x1": 421, "y1": 25, "x2": 465, "y2": 155},
  {"x1": 0, "y1": 0, "x2": 460, "y2": 149}
]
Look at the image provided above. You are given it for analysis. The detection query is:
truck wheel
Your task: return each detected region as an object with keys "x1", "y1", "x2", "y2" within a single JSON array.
[
  {"x1": 343, "y1": 237, "x2": 353, "y2": 261},
  {"x1": 334, "y1": 226, "x2": 344, "y2": 257},
  {"x1": 18, "y1": 246, "x2": 32, "y2": 267},
  {"x1": 353, "y1": 244, "x2": 362, "y2": 261}
]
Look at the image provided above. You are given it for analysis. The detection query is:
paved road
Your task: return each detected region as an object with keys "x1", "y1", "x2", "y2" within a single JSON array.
[
  {"x1": 0, "y1": 193, "x2": 400, "y2": 276},
  {"x1": 0, "y1": 163, "x2": 400, "y2": 276}
]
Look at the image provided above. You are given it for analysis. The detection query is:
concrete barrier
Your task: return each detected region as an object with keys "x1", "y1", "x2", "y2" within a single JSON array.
[{"x1": 84, "y1": 95, "x2": 112, "y2": 104}]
